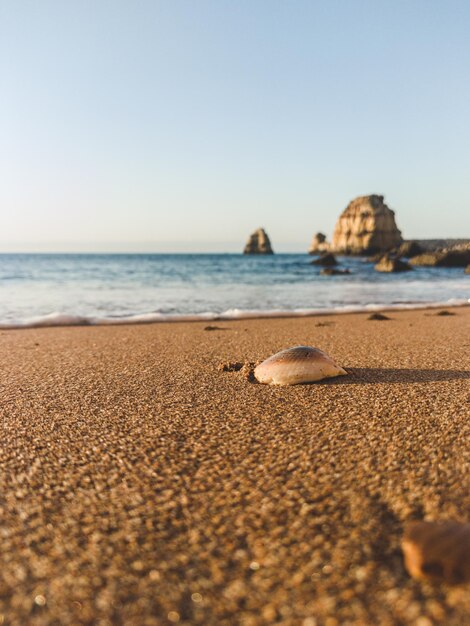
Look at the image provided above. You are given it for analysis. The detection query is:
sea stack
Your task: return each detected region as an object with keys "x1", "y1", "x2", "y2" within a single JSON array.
[
  {"x1": 243, "y1": 228, "x2": 274, "y2": 254},
  {"x1": 330, "y1": 195, "x2": 403, "y2": 255},
  {"x1": 308, "y1": 232, "x2": 329, "y2": 254}
]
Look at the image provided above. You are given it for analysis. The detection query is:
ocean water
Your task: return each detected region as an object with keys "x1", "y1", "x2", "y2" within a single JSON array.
[{"x1": 0, "y1": 253, "x2": 468, "y2": 328}]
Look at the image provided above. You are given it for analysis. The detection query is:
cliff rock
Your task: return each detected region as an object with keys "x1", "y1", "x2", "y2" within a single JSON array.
[
  {"x1": 331, "y1": 195, "x2": 403, "y2": 255},
  {"x1": 243, "y1": 228, "x2": 274, "y2": 255},
  {"x1": 308, "y1": 232, "x2": 329, "y2": 254}
]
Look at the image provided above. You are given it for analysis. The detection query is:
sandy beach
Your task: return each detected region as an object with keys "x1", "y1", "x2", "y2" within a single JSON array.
[{"x1": 1, "y1": 307, "x2": 469, "y2": 625}]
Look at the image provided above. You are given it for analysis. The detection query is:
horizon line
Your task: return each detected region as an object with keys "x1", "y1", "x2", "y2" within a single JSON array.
[{"x1": 1, "y1": 236, "x2": 469, "y2": 256}]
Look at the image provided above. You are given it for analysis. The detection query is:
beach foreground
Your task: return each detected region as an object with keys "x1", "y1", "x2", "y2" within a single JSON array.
[{"x1": 1, "y1": 308, "x2": 469, "y2": 625}]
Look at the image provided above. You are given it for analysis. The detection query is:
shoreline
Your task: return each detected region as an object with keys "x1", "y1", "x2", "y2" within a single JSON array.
[
  {"x1": 1, "y1": 299, "x2": 469, "y2": 330},
  {"x1": 1, "y1": 307, "x2": 469, "y2": 624}
]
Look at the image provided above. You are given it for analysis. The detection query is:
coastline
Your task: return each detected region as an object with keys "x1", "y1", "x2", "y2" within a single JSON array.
[
  {"x1": 1, "y1": 299, "x2": 469, "y2": 330},
  {"x1": 1, "y1": 307, "x2": 469, "y2": 624},
  {"x1": 1, "y1": 252, "x2": 469, "y2": 331}
]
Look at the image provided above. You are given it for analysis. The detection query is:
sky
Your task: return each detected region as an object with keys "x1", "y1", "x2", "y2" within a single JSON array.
[{"x1": 1, "y1": 0, "x2": 469, "y2": 252}]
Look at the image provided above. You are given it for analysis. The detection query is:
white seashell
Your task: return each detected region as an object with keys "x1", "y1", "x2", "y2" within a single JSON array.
[{"x1": 254, "y1": 345, "x2": 347, "y2": 386}]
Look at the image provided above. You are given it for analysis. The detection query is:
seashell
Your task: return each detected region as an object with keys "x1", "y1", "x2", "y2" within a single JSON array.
[
  {"x1": 401, "y1": 520, "x2": 470, "y2": 584},
  {"x1": 254, "y1": 345, "x2": 347, "y2": 386}
]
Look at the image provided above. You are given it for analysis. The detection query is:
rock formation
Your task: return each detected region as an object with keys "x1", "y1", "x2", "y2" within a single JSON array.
[
  {"x1": 409, "y1": 244, "x2": 470, "y2": 267},
  {"x1": 330, "y1": 195, "x2": 403, "y2": 255},
  {"x1": 243, "y1": 228, "x2": 273, "y2": 255},
  {"x1": 308, "y1": 232, "x2": 329, "y2": 254},
  {"x1": 310, "y1": 252, "x2": 338, "y2": 266},
  {"x1": 374, "y1": 254, "x2": 412, "y2": 273},
  {"x1": 395, "y1": 240, "x2": 423, "y2": 258},
  {"x1": 413, "y1": 238, "x2": 470, "y2": 251}
]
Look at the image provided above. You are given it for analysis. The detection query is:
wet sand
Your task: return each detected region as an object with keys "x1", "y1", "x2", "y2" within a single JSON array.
[{"x1": 1, "y1": 307, "x2": 469, "y2": 625}]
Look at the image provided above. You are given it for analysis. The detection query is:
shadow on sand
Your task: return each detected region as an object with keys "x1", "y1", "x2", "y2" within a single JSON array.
[{"x1": 323, "y1": 367, "x2": 470, "y2": 385}]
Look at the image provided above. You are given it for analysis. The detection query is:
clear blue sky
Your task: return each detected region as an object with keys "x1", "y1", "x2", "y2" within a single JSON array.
[{"x1": 1, "y1": 0, "x2": 469, "y2": 252}]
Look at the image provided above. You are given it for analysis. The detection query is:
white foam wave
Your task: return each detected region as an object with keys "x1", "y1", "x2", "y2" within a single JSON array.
[{"x1": 0, "y1": 299, "x2": 468, "y2": 329}]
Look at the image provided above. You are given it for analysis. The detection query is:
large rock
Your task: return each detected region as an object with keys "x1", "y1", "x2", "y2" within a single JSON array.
[
  {"x1": 243, "y1": 228, "x2": 274, "y2": 254},
  {"x1": 375, "y1": 254, "x2": 412, "y2": 273},
  {"x1": 331, "y1": 195, "x2": 403, "y2": 255},
  {"x1": 414, "y1": 238, "x2": 470, "y2": 251},
  {"x1": 410, "y1": 246, "x2": 470, "y2": 268},
  {"x1": 396, "y1": 240, "x2": 423, "y2": 258},
  {"x1": 466, "y1": 265, "x2": 470, "y2": 274},
  {"x1": 310, "y1": 252, "x2": 338, "y2": 266},
  {"x1": 308, "y1": 232, "x2": 329, "y2": 254}
]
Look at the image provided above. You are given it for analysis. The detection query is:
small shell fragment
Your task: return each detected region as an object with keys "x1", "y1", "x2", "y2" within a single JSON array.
[
  {"x1": 402, "y1": 521, "x2": 470, "y2": 584},
  {"x1": 254, "y1": 345, "x2": 347, "y2": 386}
]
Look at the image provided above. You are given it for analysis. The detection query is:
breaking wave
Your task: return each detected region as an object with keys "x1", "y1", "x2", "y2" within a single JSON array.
[{"x1": 1, "y1": 299, "x2": 468, "y2": 329}]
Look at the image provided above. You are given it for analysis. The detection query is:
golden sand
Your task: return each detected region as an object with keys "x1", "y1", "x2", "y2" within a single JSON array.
[{"x1": 1, "y1": 307, "x2": 469, "y2": 624}]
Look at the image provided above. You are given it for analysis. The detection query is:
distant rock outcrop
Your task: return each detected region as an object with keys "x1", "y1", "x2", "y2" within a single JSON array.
[
  {"x1": 410, "y1": 251, "x2": 470, "y2": 267},
  {"x1": 375, "y1": 254, "x2": 412, "y2": 273},
  {"x1": 395, "y1": 241, "x2": 423, "y2": 258},
  {"x1": 410, "y1": 244, "x2": 470, "y2": 268},
  {"x1": 243, "y1": 228, "x2": 274, "y2": 254},
  {"x1": 330, "y1": 195, "x2": 403, "y2": 255},
  {"x1": 310, "y1": 252, "x2": 338, "y2": 266},
  {"x1": 414, "y1": 239, "x2": 470, "y2": 251},
  {"x1": 308, "y1": 232, "x2": 329, "y2": 254}
]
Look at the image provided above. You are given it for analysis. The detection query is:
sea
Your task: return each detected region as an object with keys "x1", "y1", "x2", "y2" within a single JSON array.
[{"x1": 0, "y1": 253, "x2": 468, "y2": 328}]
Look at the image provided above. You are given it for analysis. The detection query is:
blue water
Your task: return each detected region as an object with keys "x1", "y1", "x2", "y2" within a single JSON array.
[{"x1": 0, "y1": 253, "x2": 468, "y2": 327}]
